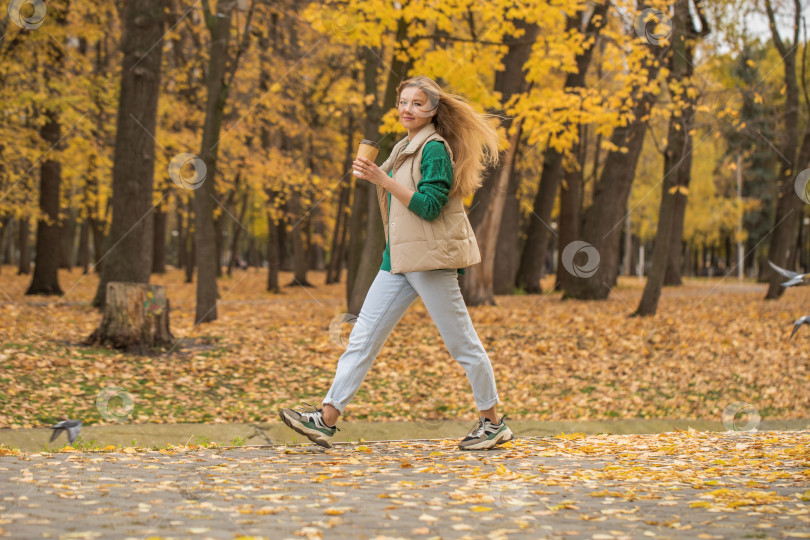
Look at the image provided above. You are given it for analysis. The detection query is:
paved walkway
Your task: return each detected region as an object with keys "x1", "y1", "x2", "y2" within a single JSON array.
[{"x1": 1, "y1": 429, "x2": 808, "y2": 539}]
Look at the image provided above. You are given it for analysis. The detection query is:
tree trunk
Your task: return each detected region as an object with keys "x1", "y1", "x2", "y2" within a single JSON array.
[
  {"x1": 287, "y1": 192, "x2": 312, "y2": 287},
  {"x1": 187, "y1": 199, "x2": 197, "y2": 278},
  {"x1": 0, "y1": 217, "x2": 11, "y2": 267},
  {"x1": 561, "y1": 5, "x2": 667, "y2": 300},
  {"x1": 86, "y1": 282, "x2": 174, "y2": 353},
  {"x1": 327, "y1": 180, "x2": 352, "y2": 283},
  {"x1": 346, "y1": 178, "x2": 369, "y2": 306},
  {"x1": 175, "y1": 200, "x2": 185, "y2": 271},
  {"x1": 78, "y1": 219, "x2": 89, "y2": 274},
  {"x1": 308, "y1": 205, "x2": 326, "y2": 271},
  {"x1": 214, "y1": 181, "x2": 239, "y2": 278},
  {"x1": 664, "y1": 4, "x2": 711, "y2": 287},
  {"x1": 468, "y1": 19, "x2": 539, "y2": 236},
  {"x1": 516, "y1": 5, "x2": 609, "y2": 294},
  {"x1": 185, "y1": 234, "x2": 195, "y2": 283},
  {"x1": 764, "y1": 0, "x2": 803, "y2": 299},
  {"x1": 227, "y1": 189, "x2": 248, "y2": 276},
  {"x1": 194, "y1": 2, "x2": 237, "y2": 323},
  {"x1": 636, "y1": 0, "x2": 708, "y2": 316},
  {"x1": 556, "y1": 129, "x2": 585, "y2": 291},
  {"x1": 267, "y1": 209, "x2": 280, "y2": 293},
  {"x1": 327, "y1": 111, "x2": 356, "y2": 284},
  {"x1": 492, "y1": 163, "x2": 523, "y2": 295},
  {"x1": 663, "y1": 197, "x2": 687, "y2": 285},
  {"x1": 91, "y1": 0, "x2": 165, "y2": 306},
  {"x1": 18, "y1": 217, "x2": 30, "y2": 275},
  {"x1": 58, "y1": 212, "x2": 74, "y2": 269},
  {"x1": 463, "y1": 124, "x2": 523, "y2": 305},
  {"x1": 516, "y1": 142, "x2": 563, "y2": 293},
  {"x1": 257, "y1": 15, "x2": 280, "y2": 291},
  {"x1": 23, "y1": 0, "x2": 69, "y2": 293},
  {"x1": 462, "y1": 18, "x2": 538, "y2": 305},
  {"x1": 6, "y1": 220, "x2": 15, "y2": 265},
  {"x1": 214, "y1": 213, "x2": 225, "y2": 278},
  {"x1": 26, "y1": 108, "x2": 64, "y2": 296},
  {"x1": 349, "y1": 187, "x2": 386, "y2": 314},
  {"x1": 622, "y1": 212, "x2": 633, "y2": 276},
  {"x1": 89, "y1": 216, "x2": 104, "y2": 273},
  {"x1": 152, "y1": 197, "x2": 167, "y2": 274},
  {"x1": 347, "y1": 25, "x2": 411, "y2": 315}
]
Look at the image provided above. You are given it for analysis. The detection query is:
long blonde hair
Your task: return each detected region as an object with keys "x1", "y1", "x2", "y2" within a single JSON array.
[{"x1": 397, "y1": 76, "x2": 500, "y2": 198}]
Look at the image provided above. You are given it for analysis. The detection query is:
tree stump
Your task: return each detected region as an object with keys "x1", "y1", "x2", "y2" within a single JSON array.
[{"x1": 86, "y1": 282, "x2": 174, "y2": 353}]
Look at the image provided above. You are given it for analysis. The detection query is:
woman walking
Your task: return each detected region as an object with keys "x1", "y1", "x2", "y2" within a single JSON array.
[{"x1": 280, "y1": 75, "x2": 512, "y2": 451}]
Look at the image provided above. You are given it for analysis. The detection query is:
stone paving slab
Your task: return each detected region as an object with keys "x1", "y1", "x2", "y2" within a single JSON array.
[{"x1": 1, "y1": 430, "x2": 809, "y2": 540}]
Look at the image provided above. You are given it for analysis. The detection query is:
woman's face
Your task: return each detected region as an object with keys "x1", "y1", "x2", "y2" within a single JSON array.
[{"x1": 398, "y1": 86, "x2": 435, "y2": 133}]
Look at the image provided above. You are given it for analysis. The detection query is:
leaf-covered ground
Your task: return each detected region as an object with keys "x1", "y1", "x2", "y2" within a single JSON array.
[
  {"x1": 0, "y1": 267, "x2": 808, "y2": 428},
  {"x1": 0, "y1": 430, "x2": 808, "y2": 539}
]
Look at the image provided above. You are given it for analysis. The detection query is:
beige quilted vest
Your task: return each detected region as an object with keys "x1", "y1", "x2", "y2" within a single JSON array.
[{"x1": 377, "y1": 123, "x2": 481, "y2": 274}]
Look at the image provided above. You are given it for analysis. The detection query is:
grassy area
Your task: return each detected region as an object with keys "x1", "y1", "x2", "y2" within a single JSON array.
[{"x1": 0, "y1": 266, "x2": 808, "y2": 428}]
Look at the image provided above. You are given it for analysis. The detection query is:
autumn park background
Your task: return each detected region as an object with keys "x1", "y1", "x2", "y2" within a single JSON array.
[{"x1": 1, "y1": 0, "x2": 809, "y2": 436}]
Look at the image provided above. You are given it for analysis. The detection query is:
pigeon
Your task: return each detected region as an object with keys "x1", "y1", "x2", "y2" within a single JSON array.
[
  {"x1": 50, "y1": 420, "x2": 82, "y2": 445},
  {"x1": 768, "y1": 260, "x2": 810, "y2": 288},
  {"x1": 791, "y1": 316, "x2": 810, "y2": 339}
]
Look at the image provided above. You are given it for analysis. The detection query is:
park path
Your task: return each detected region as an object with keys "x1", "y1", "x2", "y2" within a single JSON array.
[{"x1": 1, "y1": 430, "x2": 808, "y2": 539}]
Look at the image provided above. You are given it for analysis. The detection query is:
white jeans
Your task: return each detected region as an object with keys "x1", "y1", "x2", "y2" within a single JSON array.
[{"x1": 322, "y1": 269, "x2": 500, "y2": 414}]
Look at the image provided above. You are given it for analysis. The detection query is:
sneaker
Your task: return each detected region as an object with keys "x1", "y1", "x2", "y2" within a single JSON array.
[
  {"x1": 279, "y1": 403, "x2": 339, "y2": 448},
  {"x1": 458, "y1": 415, "x2": 513, "y2": 451}
]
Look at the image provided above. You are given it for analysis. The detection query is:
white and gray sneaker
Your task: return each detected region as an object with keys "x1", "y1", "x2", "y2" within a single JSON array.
[
  {"x1": 458, "y1": 415, "x2": 513, "y2": 451},
  {"x1": 279, "y1": 404, "x2": 339, "y2": 448}
]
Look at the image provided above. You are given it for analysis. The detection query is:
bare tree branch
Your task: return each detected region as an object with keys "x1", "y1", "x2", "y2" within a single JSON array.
[
  {"x1": 224, "y1": 0, "x2": 256, "y2": 88},
  {"x1": 764, "y1": 0, "x2": 787, "y2": 58}
]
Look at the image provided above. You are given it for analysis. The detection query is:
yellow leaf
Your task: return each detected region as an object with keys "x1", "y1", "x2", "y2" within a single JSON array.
[{"x1": 255, "y1": 507, "x2": 282, "y2": 515}]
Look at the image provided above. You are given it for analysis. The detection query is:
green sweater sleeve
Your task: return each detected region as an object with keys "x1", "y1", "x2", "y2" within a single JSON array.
[{"x1": 407, "y1": 141, "x2": 452, "y2": 221}]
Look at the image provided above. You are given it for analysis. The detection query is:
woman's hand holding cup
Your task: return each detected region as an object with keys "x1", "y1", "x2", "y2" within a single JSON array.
[
  {"x1": 353, "y1": 157, "x2": 388, "y2": 186},
  {"x1": 353, "y1": 139, "x2": 387, "y2": 186}
]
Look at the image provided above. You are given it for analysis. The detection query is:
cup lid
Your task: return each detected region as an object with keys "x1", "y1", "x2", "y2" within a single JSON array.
[{"x1": 359, "y1": 139, "x2": 380, "y2": 148}]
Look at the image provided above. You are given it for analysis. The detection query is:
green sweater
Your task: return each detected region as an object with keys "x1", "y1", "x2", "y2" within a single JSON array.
[{"x1": 380, "y1": 140, "x2": 465, "y2": 275}]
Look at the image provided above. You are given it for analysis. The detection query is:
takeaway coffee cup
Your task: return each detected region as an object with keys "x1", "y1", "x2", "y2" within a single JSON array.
[{"x1": 354, "y1": 139, "x2": 380, "y2": 174}]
